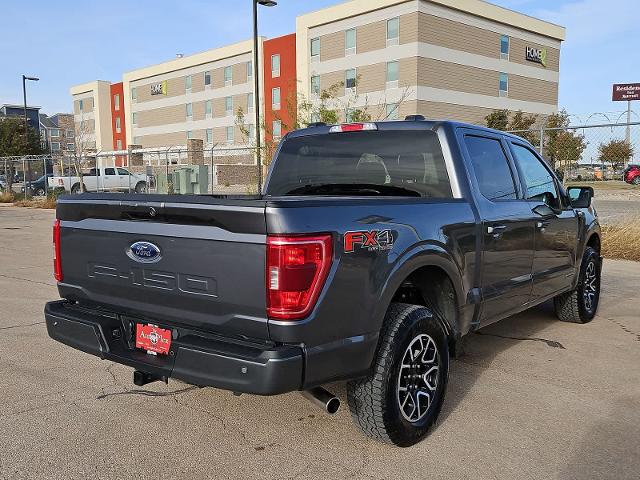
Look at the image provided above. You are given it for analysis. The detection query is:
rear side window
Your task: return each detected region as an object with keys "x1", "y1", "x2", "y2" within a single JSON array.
[
  {"x1": 104, "y1": 168, "x2": 116, "y2": 176},
  {"x1": 266, "y1": 130, "x2": 452, "y2": 198},
  {"x1": 464, "y1": 135, "x2": 517, "y2": 201}
]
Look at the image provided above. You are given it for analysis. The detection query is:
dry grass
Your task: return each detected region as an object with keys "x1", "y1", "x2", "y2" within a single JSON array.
[
  {"x1": 0, "y1": 191, "x2": 15, "y2": 203},
  {"x1": 601, "y1": 221, "x2": 640, "y2": 262},
  {"x1": 13, "y1": 196, "x2": 57, "y2": 209}
]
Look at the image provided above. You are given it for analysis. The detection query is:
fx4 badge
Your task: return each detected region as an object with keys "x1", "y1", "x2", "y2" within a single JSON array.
[{"x1": 344, "y1": 230, "x2": 394, "y2": 253}]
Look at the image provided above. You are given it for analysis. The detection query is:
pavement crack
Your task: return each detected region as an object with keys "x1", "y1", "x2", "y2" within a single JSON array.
[
  {"x1": 96, "y1": 386, "x2": 198, "y2": 400},
  {"x1": 0, "y1": 273, "x2": 55, "y2": 287},
  {"x1": 0, "y1": 321, "x2": 45, "y2": 331},
  {"x1": 608, "y1": 318, "x2": 640, "y2": 342},
  {"x1": 474, "y1": 331, "x2": 566, "y2": 349}
]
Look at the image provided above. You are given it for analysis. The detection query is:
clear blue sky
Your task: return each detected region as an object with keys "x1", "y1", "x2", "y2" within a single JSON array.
[{"x1": 1, "y1": 0, "x2": 638, "y2": 122}]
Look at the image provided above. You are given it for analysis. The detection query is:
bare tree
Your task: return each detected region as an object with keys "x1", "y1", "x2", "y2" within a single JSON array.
[{"x1": 66, "y1": 115, "x2": 95, "y2": 192}]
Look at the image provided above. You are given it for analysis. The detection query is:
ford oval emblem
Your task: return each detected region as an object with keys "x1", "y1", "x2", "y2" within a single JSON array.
[{"x1": 127, "y1": 241, "x2": 162, "y2": 263}]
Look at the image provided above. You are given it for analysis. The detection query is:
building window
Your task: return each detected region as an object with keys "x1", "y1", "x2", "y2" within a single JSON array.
[
  {"x1": 272, "y1": 120, "x2": 282, "y2": 139},
  {"x1": 247, "y1": 60, "x2": 253, "y2": 79},
  {"x1": 249, "y1": 124, "x2": 256, "y2": 142},
  {"x1": 204, "y1": 71, "x2": 211, "y2": 87},
  {"x1": 51, "y1": 142, "x2": 61, "y2": 151},
  {"x1": 114, "y1": 94, "x2": 120, "y2": 111},
  {"x1": 500, "y1": 35, "x2": 510, "y2": 60},
  {"x1": 311, "y1": 75, "x2": 320, "y2": 96},
  {"x1": 50, "y1": 128, "x2": 60, "y2": 137},
  {"x1": 132, "y1": 112, "x2": 137, "y2": 125},
  {"x1": 205, "y1": 100, "x2": 212, "y2": 118},
  {"x1": 345, "y1": 68, "x2": 357, "y2": 92},
  {"x1": 272, "y1": 87, "x2": 281, "y2": 110},
  {"x1": 206, "y1": 128, "x2": 213, "y2": 144},
  {"x1": 271, "y1": 54, "x2": 281, "y2": 78},
  {"x1": 131, "y1": 87, "x2": 137, "y2": 101},
  {"x1": 499, "y1": 72, "x2": 509, "y2": 96},
  {"x1": 247, "y1": 92, "x2": 254, "y2": 112},
  {"x1": 224, "y1": 66, "x2": 233, "y2": 86},
  {"x1": 226, "y1": 126, "x2": 234, "y2": 144},
  {"x1": 310, "y1": 112, "x2": 320, "y2": 123},
  {"x1": 386, "y1": 61, "x2": 399, "y2": 88},
  {"x1": 310, "y1": 37, "x2": 320, "y2": 62},
  {"x1": 78, "y1": 99, "x2": 83, "y2": 111},
  {"x1": 186, "y1": 103, "x2": 193, "y2": 120},
  {"x1": 115, "y1": 117, "x2": 121, "y2": 133},
  {"x1": 387, "y1": 17, "x2": 399, "y2": 46},
  {"x1": 66, "y1": 129, "x2": 74, "y2": 138},
  {"x1": 133, "y1": 136, "x2": 140, "y2": 145},
  {"x1": 345, "y1": 28, "x2": 356, "y2": 56},
  {"x1": 225, "y1": 96, "x2": 233, "y2": 116},
  {"x1": 66, "y1": 143, "x2": 75, "y2": 151},
  {"x1": 185, "y1": 75, "x2": 192, "y2": 93},
  {"x1": 187, "y1": 130, "x2": 193, "y2": 139},
  {"x1": 116, "y1": 139, "x2": 122, "y2": 150},
  {"x1": 386, "y1": 103, "x2": 400, "y2": 120}
]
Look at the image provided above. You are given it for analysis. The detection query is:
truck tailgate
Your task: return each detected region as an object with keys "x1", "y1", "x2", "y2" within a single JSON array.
[{"x1": 55, "y1": 196, "x2": 269, "y2": 341}]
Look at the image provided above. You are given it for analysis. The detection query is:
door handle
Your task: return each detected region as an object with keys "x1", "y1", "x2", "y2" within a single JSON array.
[{"x1": 487, "y1": 225, "x2": 507, "y2": 234}]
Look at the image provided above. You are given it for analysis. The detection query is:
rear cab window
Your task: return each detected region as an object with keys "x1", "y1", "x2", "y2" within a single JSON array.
[{"x1": 266, "y1": 130, "x2": 453, "y2": 198}]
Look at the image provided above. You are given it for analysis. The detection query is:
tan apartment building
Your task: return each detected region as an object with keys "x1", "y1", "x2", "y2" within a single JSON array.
[
  {"x1": 122, "y1": 39, "x2": 263, "y2": 150},
  {"x1": 70, "y1": 81, "x2": 113, "y2": 152},
  {"x1": 296, "y1": 0, "x2": 565, "y2": 125}
]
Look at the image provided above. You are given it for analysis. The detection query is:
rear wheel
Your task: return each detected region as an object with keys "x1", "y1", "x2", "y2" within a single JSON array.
[
  {"x1": 34, "y1": 187, "x2": 45, "y2": 197},
  {"x1": 70, "y1": 183, "x2": 83, "y2": 194},
  {"x1": 554, "y1": 246, "x2": 601, "y2": 323},
  {"x1": 347, "y1": 303, "x2": 449, "y2": 447}
]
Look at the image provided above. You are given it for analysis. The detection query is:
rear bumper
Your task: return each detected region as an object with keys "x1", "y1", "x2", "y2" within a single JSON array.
[{"x1": 45, "y1": 300, "x2": 302, "y2": 395}]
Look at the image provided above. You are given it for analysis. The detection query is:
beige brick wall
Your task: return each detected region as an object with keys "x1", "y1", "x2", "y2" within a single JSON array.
[
  {"x1": 357, "y1": 62, "x2": 387, "y2": 93},
  {"x1": 137, "y1": 131, "x2": 187, "y2": 148},
  {"x1": 320, "y1": 31, "x2": 344, "y2": 61},
  {"x1": 417, "y1": 57, "x2": 499, "y2": 97},
  {"x1": 136, "y1": 104, "x2": 185, "y2": 128},
  {"x1": 74, "y1": 97, "x2": 94, "y2": 114},
  {"x1": 415, "y1": 100, "x2": 496, "y2": 125},
  {"x1": 320, "y1": 70, "x2": 344, "y2": 93},
  {"x1": 233, "y1": 62, "x2": 248, "y2": 86},
  {"x1": 191, "y1": 72, "x2": 205, "y2": 93},
  {"x1": 357, "y1": 20, "x2": 386, "y2": 54},
  {"x1": 509, "y1": 74, "x2": 558, "y2": 105}
]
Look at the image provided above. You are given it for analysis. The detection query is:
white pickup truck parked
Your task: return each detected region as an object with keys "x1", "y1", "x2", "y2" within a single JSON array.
[{"x1": 49, "y1": 167, "x2": 149, "y2": 194}]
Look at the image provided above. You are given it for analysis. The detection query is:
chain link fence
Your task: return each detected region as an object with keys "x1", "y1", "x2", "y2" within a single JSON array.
[{"x1": 507, "y1": 121, "x2": 639, "y2": 181}]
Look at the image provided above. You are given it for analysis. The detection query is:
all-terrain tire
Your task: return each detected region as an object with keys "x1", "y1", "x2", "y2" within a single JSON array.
[
  {"x1": 554, "y1": 246, "x2": 601, "y2": 323},
  {"x1": 346, "y1": 303, "x2": 449, "y2": 447},
  {"x1": 632, "y1": 177, "x2": 640, "y2": 185},
  {"x1": 135, "y1": 181, "x2": 147, "y2": 194}
]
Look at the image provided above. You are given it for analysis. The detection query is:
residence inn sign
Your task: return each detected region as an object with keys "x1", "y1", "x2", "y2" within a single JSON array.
[{"x1": 612, "y1": 83, "x2": 640, "y2": 102}]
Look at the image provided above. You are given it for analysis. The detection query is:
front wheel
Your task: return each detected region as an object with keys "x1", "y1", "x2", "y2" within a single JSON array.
[
  {"x1": 134, "y1": 181, "x2": 147, "y2": 194},
  {"x1": 554, "y1": 246, "x2": 601, "y2": 323},
  {"x1": 347, "y1": 303, "x2": 449, "y2": 447},
  {"x1": 34, "y1": 187, "x2": 46, "y2": 197},
  {"x1": 632, "y1": 177, "x2": 640, "y2": 185}
]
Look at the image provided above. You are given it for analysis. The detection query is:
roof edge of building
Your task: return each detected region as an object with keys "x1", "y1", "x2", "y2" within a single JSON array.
[
  {"x1": 297, "y1": 0, "x2": 565, "y2": 41},
  {"x1": 122, "y1": 38, "x2": 264, "y2": 83},
  {"x1": 70, "y1": 80, "x2": 112, "y2": 96}
]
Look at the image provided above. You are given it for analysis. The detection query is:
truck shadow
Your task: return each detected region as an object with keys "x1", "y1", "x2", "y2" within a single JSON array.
[{"x1": 439, "y1": 299, "x2": 562, "y2": 424}]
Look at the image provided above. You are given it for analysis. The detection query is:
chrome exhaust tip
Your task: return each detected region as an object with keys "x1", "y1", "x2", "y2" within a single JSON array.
[{"x1": 301, "y1": 387, "x2": 340, "y2": 414}]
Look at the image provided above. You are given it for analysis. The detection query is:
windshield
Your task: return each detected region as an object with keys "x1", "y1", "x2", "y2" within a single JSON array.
[{"x1": 266, "y1": 130, "x2": 452, "y2": 198}]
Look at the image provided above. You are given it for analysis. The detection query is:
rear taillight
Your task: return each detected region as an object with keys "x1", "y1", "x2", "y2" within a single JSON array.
[
  {"x1": 266, "y1": 234, "x2": 333, "y2": 320},
  {"x1": 53, "y1": 219, "x2": 63, "y2": 282}
]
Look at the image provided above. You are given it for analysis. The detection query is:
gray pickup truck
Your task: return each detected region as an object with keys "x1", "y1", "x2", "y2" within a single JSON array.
[{"x1": 45, "y1": 118, "x2": 601, "y2": 447}]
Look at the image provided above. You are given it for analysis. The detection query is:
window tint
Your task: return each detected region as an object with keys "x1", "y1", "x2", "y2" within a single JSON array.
[
  {"x1": 465, "y1": 136, "x2": 517, "y2": 201},
  {"x1": 117, "y1": 168, "x2": 130, "y2": 175},
  {"x1": 266, "y1": 130, "x2": 452, "y2": 198},
  {"x1": 104, "y1": 168, "x2": 116, "y2": 176},
  {"x1": 499, "y1": 73, "x2": 508, "y2": 94},
  {"x1": 511, "y1": 143, "x2": 559, "y2": 207},
  {"x1": 204, "y1": 71, "x2": 211, "y2": 86}
]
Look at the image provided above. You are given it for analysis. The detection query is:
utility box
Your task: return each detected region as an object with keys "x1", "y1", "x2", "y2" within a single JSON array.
[{"x1": 174, "y1": 165, "x2": 209, "y2": 195}]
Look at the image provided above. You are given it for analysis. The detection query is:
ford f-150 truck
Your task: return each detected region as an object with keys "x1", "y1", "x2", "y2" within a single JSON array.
[{"x1": 45, "y1": 118, "x2": 601, "y2": 447}]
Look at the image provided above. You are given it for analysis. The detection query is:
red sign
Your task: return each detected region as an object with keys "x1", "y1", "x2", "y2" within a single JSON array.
[
  {"x1": 612, "y1": 83, "x2": 640, "y2": 101},
  {"x1": 135, "y1": 324, "x2": 171, "y2": 355}
]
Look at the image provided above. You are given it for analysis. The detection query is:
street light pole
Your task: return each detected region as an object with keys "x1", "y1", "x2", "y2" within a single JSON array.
[
  {"x1": 252, "y1": 0, "x2": 277, "y2": 195},
  {"x1": 22, "y1": 75, "x2": 39, "y2": 198}
]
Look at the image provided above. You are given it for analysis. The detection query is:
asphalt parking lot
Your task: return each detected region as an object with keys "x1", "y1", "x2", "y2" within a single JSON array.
[{"x1": 1, "y1": 205, "x2": 639, "y2": 480}]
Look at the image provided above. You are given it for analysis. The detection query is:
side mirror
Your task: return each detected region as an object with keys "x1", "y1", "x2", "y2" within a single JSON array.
[
  {"x1": 567, "y1": 186, "x2": 594, "y2": 208},
  {"x1": 532, "y1": 203, "x2": 556, "y2": 217}
]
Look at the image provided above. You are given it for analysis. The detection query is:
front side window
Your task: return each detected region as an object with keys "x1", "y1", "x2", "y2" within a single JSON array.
[
  {"x1": 345, "y1": 68, "x2": 356, "y2": 90},
  {"x1": 117, "y1": 168, "x2": 130, "y2": 175},
  {"x1": 266, "y1": 130, "x2": 452, "y2": 198},
  {"x1": 465, "y1": 135, "x2": 517, "y2": 201},
  {"x1": 511, "y1": 143, "x2": 560, "y2": 208},
  {"x1": 499, "y1": 72, "x2": 509, "y2": 96},
  {"x1": 311, "y1": 75, "x2": 320, "y2": 95},
  {"x1": 105, "y1": 168, "x2": 116, "y2": 176},
  {"x1": 387, "y1": 17, "x2": 399, "y2": 45},
  {"x1": 310, "y1": 37, "x2": 320, "y2": 60},
  {"x1": 271, "y1": 54, "x2": 280, "y2": 77},
  {"x1": 500, "y1": 35, "x2": 510, "y2": 59},
  {"x1": 272, "y1": 87, "x2": 281, "y2": 109},
  {"x1": 345, "y1": 28, "x2": 356, "y2": 55}
]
